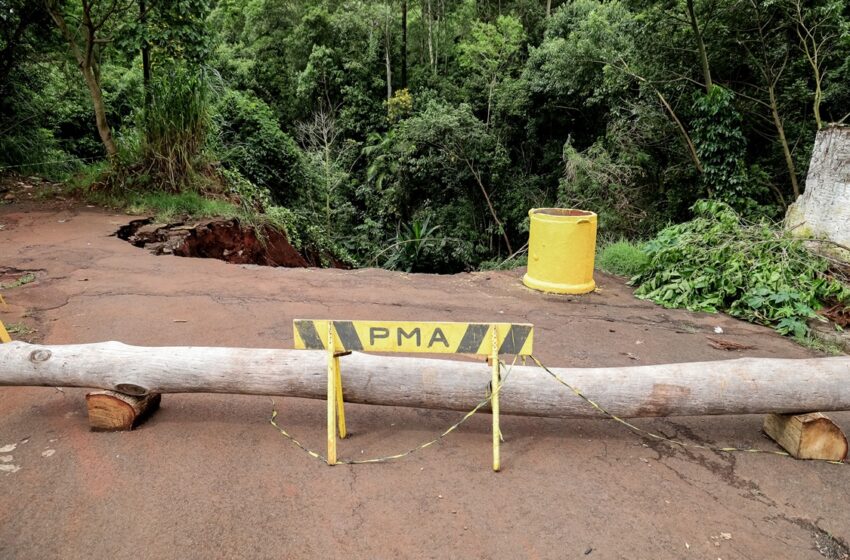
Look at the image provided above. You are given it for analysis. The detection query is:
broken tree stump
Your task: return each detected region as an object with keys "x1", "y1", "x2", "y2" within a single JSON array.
[
  {"x1": 763, "y1": 412, "x2": 848, "y2": 461},
  {"x1": 85, "y1": 390, "x2": 161, "y2": 431},
  {"x1": 786, "y1": 125, "x2": 850, "y2": 262}
]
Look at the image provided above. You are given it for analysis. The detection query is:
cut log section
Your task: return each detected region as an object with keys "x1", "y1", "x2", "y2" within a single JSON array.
[
  {"x1": 763, "y1": 412, "x2": 848, "y2": 461},
  {"x1": 1, "y1": 341, "x2": 850, "y2": 419},
  {"x1": 85, "y1": 390, "x2": 161, "y2": 431}
]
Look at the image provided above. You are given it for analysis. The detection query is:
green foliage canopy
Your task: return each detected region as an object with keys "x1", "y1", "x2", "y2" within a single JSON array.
[{"x1": 1, "y1": 0, "x2": 849, "y2": 276}]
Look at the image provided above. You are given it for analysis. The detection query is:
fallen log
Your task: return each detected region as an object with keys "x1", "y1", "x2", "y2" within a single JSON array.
[{"x1": 1, "y1": 341, "x2": 849, "y2": 419}]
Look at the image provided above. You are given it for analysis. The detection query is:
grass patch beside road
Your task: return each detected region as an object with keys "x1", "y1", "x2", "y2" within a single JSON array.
[
  {"x1": 596, "y1": 240, "x2": 648, "y2": 277},
  {"x1": 85, "y1": 190, "x2": 240, "y2": 223}
]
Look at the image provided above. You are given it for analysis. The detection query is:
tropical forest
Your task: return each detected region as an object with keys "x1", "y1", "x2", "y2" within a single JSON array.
[{"x1": 2, "y1": 0, "x2": 849, "y2": 337}]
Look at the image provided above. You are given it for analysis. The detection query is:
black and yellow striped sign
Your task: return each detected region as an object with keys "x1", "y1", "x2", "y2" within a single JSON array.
[{"x1": 293, "y1": 319, "x2": 533, "y2": 355}]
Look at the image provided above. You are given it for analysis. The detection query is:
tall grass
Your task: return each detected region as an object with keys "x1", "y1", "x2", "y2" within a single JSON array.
[
  {"x1": 596, "y1": 239, "x2": 649, "y2": 277},
  {"x1": 141, "y1": 67, "x2": 212, "y2": 191},
  {"x1": 83, "y1": 188, "x2": 239, "y2": 222},
  {"x1": 0, "y1": 121, "x2": 81, "y2": 180}
]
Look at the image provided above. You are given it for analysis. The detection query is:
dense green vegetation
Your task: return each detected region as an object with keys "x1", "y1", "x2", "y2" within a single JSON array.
[
  {"x1": 596, "y1": 202, "x2": 850, "y2": 339},
  {"x1": 2, "y1": 0, "x2": 849, "y2": 273},
  {"x1": 632, "y1": 201, "x2": 849, "y2": 337}
]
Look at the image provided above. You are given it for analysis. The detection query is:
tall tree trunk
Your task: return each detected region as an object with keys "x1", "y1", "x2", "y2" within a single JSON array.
[
  {"x1": 792, "y1": 0, "x2": 826, "y2": 130},
  {"x1": 746, "y1": 0, "x2": 799, "y2": 200},
  {"x1": 46, "y1": 2, "x2": 118, "y2": 159},
  {"x1": 437, "y1": 0, "x2": 444, "y2": 72},
  {"x1": 768, "y1": 84, "x2": 800, "y2": 199},
  {"x1": 686, "y1": 0, "x2": 712, "y2": 92},
  {"x1": 654, "y1": 90, "x2": 703, "y2": 174},
  {"x1": 465, "y1": 159, "x2": 513, "y2": 254},
  {"x1": 485, "y1": 79, "x2": 495, "y2": 126},
  {"x1": 383, "y1": 4, "x2": 393, "y2": 100},
  {"x1": 609, "y1": 60, "x2": 703, "y2": 174},
  {"x1": 425, "y1": 0, "x2": 435, "y2": 71},
  {"x1": 812, "y1": 70, "x2": 823, "y2": 130},
  {"x1": 401, "y1": 0, "x2": 408, "y2": 88},
  {"x1": 796, "y1": 30, "x2": 824, "y2": 129},
  {"x1": 546, "y1": 0, "x2": 552, "y2": 17},
  {"x1": 385, "y1": 35, "x2": 393, "y2": 100},
  {"x1": 81, "y1": 64, "x2": 118, "y2": 158},
  {"x1": 141, "y1": 0, "x2": 151, "y2": 110}
]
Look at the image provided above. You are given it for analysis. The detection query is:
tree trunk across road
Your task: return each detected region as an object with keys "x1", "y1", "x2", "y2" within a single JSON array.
[{"x1": 2, "y1": 341, "x2": 849, "y2": 419}]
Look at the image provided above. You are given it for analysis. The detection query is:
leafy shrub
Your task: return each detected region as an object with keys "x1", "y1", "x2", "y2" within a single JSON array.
[
  {"x1": 383, "y1": 216, "x2": 445, "y2": 273},
  {"x1": 560, "y1": 138, "x2": 649, "y2": 238},
  {"x1": 597, "y1": 240, "x2": 648, "y2": 277},
  {"x1": 631, "y1": 200, "x2": 850, "y2": 337},
  {"x1": 264, "y1": 205, "x2": 355, "y2": 267},
  {"x1": 386, "y1": 88, "x2": 413, "y2": 124},
  {"x1": 690, "y1": 86, "x2": 767, "y2": 214},
  {"x1": 360, "y1": 101, "x2": 513, "y2": 271},
  {"x1": 0, "y1": 65, "x2": 86, "y2": 179},
  {"x1": 216, "y1": 167, "x2": 353, "y2": 266},
  {"x1": 216, "y1": 89, "x2": 307, "y2": 204}
]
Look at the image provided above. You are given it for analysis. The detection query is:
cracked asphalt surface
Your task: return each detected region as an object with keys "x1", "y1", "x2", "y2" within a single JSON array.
[{"x1": 1, "y1": 201, "x2": 849, "y2": 559}]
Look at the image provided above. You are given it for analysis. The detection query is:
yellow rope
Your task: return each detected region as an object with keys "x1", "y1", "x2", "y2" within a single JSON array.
[
  {"x1": 269, "y1": 355, "x2": 518, "y2": 465},
  {"x1": 528, "y1": 354, "x2": 845, "y2": 466},
  {"x1": 270, "y1": 353, "x2": 846, "y2": 466}
]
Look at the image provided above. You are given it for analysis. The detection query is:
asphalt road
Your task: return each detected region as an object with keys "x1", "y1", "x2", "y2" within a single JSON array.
[{"x1": 1, "y1": 201, "x2": 847, "y2": 559}]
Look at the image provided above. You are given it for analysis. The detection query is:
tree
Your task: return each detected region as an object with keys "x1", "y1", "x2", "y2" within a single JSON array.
[
  {"x1": 217, "y1": 89, "x2": 306, "y2": 204},
  {"x1": 458, "y1": 15, "x2": 526, "y2": 126},
  {"x1": 380, "y1": 2, "x2": 394, "y2": 100},
  {"x1": 0, "y1": 0, "x2": 51, "y2": 91},
  {"x1": 374, "y1": 101, "x2": 514, "y2": 256},
  {"x1": 297, "y1": 107, "x2": 359, "y2": 234},
  {"x1": 739, "y1": 0, "x2": 800, "y2": 199},
  {"x1": 789, "y1": 0, "x2": 844, "y2": 129},
  {"x1": 117, "y1": 0, "x2": 211, "y2": 108},
  {"x1": 685, "y1": 0, "x2": 712, "y2": 92},
  {"x1": 523, "y1": 0, "x2": 702, "y2": 175},
  {"x1": 401, "y1": 0, "x2": 408, "y2": 88},
  {"x1": 2, "y1": 0, "x2": 849, "y2": 270},
  {"x1": 46, "y1": 0, "x2": 126, "y2": 158}
]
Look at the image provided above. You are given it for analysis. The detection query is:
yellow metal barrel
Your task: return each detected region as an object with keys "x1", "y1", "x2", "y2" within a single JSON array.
[{"x1": 522, "y1": 208, "x2": 597, "y2": 295}]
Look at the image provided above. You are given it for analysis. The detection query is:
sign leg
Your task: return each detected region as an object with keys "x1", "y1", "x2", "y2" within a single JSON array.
[
  {"x1": 491, "y1": 328, "x2": 501, "y2": 472},
  {"x1": 0, "y1": 320, "x2": 11, "y2": 344},
  {"x1": 327, "y1": 324, "x2": 337, "y2": 466},
  {"x1": 334, "y1": 357, "x2": 347, "y2": 439}
]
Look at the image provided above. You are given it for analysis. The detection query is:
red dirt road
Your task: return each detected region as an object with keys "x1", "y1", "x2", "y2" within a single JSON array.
[{"x1": 1, "y1": 202, "x2": 848, "y2": 559}]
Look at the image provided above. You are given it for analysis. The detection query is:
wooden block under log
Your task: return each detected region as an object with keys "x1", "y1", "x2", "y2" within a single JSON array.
[
  {"x1": 763, "y1": 412, "x2": 848, "y2": 461},
  {"x1": 85, "y1": 390, "x2": 161, "y2": 431}
]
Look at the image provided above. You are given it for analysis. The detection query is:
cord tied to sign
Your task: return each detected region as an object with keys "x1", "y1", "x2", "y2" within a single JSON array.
[
  {"x1": 273, "y1": 324, "x2": 848, "y2": 468},
  {"x1": 291, "y1": 318, "x2": 532, "y2": 470}
]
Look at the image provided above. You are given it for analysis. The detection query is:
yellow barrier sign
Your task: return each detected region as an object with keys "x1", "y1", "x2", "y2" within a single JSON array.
[
  {"x1": 293, "y1": 318, "x2": 533, "y2": 472},
  {"x1": 293, "y1": 319, "x2": 533, "y2": 356}
]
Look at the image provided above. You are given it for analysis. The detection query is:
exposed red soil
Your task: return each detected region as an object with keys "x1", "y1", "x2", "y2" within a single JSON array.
[{"x1": 118, "y1": 218, "x2": 312, "y2": 267}]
